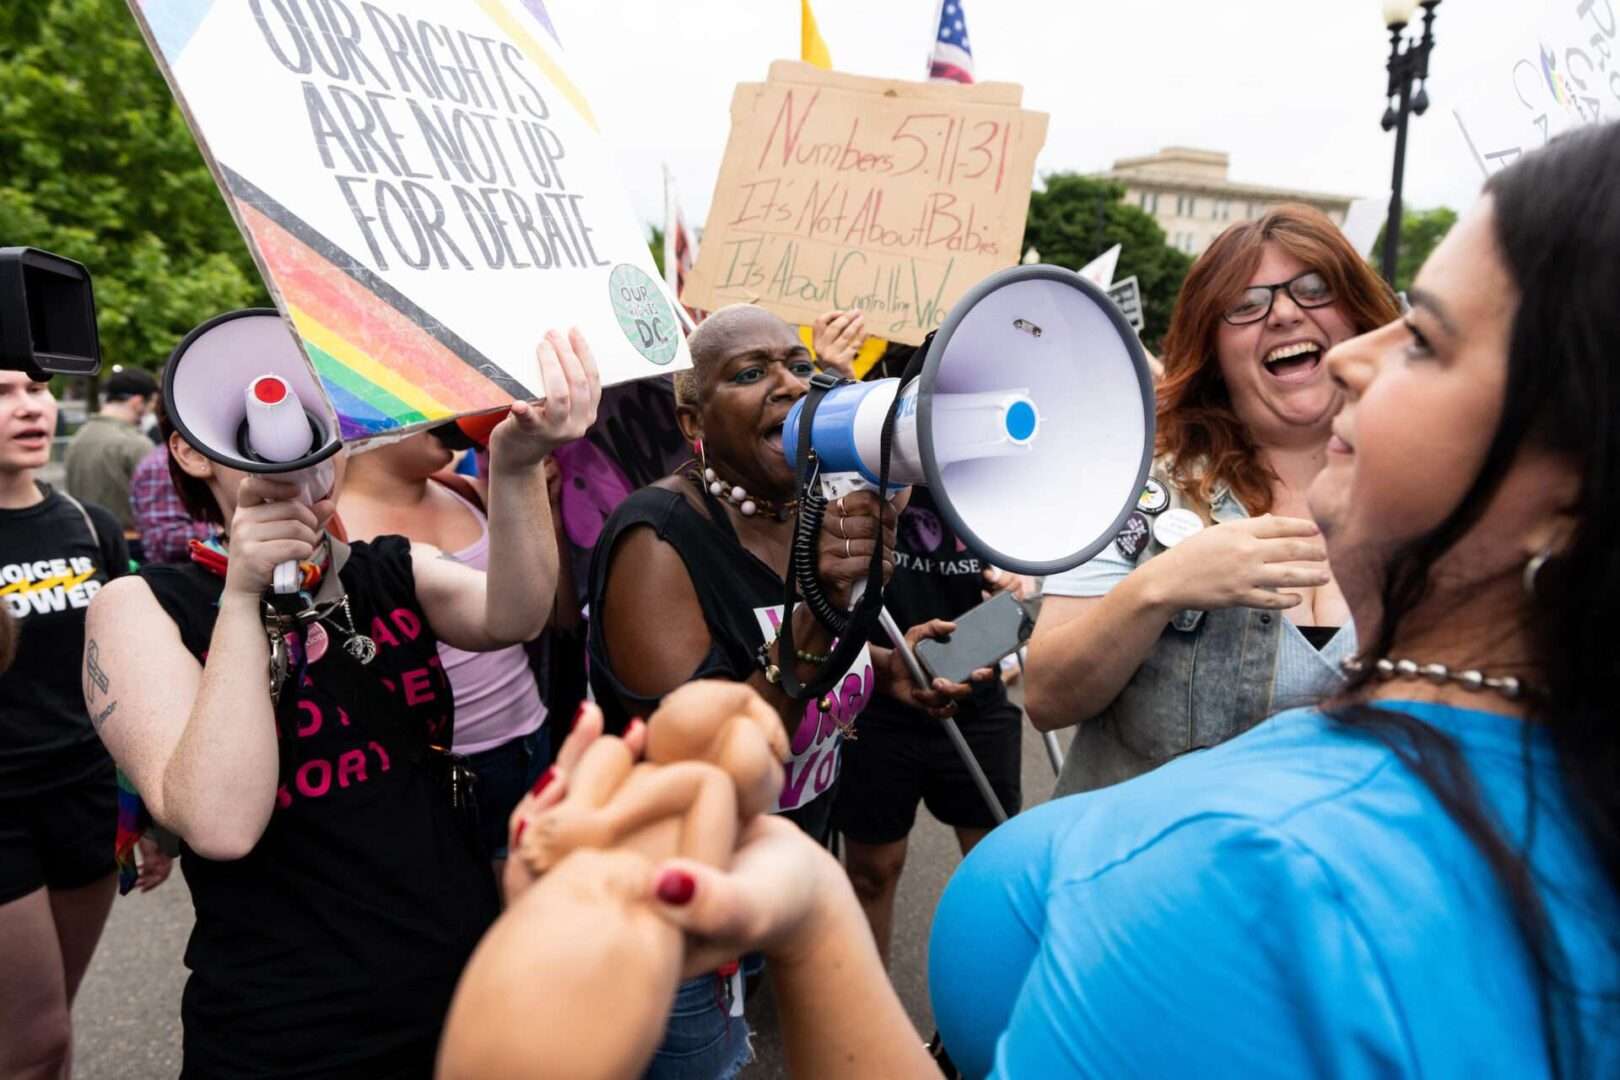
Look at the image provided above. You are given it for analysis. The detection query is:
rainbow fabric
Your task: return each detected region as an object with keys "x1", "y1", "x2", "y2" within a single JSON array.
[
  {"x1": 114, "y1": 768, "x2": 151, "y2": 896},
  {"x1": 221, "y1": 167, "x2": 531, "y2": 441}
]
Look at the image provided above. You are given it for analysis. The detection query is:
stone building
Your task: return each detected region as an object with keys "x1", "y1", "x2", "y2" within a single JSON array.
[{"x1": 1097, "y1": 147, "x2": 1358, "y2": 257}]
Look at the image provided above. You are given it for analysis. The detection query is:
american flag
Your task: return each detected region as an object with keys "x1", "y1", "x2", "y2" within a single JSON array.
[{"x1": 928, "y1": 0, "x2": 974, "y2": 84}]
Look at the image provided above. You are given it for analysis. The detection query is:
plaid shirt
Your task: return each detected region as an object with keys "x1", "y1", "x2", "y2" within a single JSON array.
[{"x1": 129, "y1": 443, "x2": 212, "y2": 564}]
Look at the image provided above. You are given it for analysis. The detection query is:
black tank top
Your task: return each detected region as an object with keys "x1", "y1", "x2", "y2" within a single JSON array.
[
  {"x1": 587, "y1": 485, "x2": 874, "y2": 840},
  {"x1": 141, "y1": 537, "x2": 498, "y2": 1079}
]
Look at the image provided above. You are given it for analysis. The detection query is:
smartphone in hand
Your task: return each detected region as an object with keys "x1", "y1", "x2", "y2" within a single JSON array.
[{"x1": 914, "y1": 592, "x2": 1034, "y2": 685}]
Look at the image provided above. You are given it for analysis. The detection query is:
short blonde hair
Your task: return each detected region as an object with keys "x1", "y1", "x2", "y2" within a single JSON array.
[{"x1": 675, "y1": 303, "x2": 773, "y2": 407}]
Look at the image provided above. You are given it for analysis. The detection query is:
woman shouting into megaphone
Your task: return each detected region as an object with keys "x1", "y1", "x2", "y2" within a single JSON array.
[
  {"x1": 81, "y1": 320, "x2": 600, "y2": 1078},
  {"x1": 584, "y1": 303, "x2": 980, "y2": 1078}
]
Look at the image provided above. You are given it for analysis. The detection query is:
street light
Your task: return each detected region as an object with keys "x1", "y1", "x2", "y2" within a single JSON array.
[{"x1": 1379, "y1": 0, "x2": 1441, "y2": 284}]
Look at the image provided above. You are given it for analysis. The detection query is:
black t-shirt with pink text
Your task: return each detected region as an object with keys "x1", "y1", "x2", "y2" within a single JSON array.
[{"x1": 141, "y1": 537, "x2": 498, "y2": 1079}]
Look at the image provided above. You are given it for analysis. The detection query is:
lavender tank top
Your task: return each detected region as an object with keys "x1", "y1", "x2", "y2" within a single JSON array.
[{"x1": 437, "y1": 488, "x2": 547, "y2": 754}]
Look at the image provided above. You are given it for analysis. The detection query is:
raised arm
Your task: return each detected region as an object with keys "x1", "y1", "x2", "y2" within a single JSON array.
[
  {"x1": 414, "y1": 329, "x2": 599, "y2": 652},
  {"x1": 84, "y1": 473, "x2": 323, "y2": 859}
]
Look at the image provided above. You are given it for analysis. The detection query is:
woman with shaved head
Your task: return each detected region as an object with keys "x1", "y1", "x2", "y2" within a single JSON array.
[{"x1": 585, "y1": 303, "x2": 971, "y2": 1078}]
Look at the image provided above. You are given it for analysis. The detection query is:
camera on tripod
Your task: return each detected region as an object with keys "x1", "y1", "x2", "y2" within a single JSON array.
[{"x1": 0, "y1": 247, "x2": 100, "y2": 379}]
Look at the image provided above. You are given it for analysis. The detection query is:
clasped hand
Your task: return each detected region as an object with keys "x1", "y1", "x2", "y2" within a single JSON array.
[{"x1": 503, "y1": 700, "x2": 843, "y2": 980}]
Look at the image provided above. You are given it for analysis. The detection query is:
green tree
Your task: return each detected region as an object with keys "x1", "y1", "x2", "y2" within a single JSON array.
[
  {"x1": 0, "y1": 0, "x2": 268, "y2": 380},
  {"x1": 1373, "y1": 206, "x2": 1458, "y2": 295},
  {"x1": 1023, "y1": 174, "x2": 1192, "y2": 351}
]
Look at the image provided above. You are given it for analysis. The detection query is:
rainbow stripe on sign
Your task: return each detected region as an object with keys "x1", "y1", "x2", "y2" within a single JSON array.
[{"x1": 221, "y1": 167, "x2": 530, "y2": 440}]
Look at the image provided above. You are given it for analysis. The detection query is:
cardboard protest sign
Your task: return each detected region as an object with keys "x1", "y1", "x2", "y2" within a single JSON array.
[
  {"x1": 126, "y1": 0, "x2": 687, "y2": 441},
  {"x1": 1451, "y1": 0, "x2": 1617, "y2": 180},
  {"x1": 683, "y1": 64, "x2": 1048, "y2": 346}
]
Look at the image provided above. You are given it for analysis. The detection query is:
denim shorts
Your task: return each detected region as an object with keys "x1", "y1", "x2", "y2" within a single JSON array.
[{"x1": 642, "y1": 971, "x2": 752, "y2": 1080}]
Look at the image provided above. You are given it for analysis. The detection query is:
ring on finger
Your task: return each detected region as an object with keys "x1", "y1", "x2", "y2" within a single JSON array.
[
  {"x1": 836, "y1": 514, "x2": 847, "y2": 540},
  {"x1": 844, "y1": 537, "x2": 851, "y2": 560}
]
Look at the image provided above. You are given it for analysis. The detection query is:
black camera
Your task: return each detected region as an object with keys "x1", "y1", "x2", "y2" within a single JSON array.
[{"x1": 0, "y1": 247, "x2": 101, "y2": 379}]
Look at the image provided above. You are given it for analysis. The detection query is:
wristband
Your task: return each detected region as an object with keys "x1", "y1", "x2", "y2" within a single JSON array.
[{"x1": 755, "y1": 636, "x2": 782, "y2": 685}]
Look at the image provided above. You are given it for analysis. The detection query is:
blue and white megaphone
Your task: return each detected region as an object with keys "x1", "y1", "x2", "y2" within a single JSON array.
[{"x1": 783, "y1": 264, "x2": 1155, "y2": 576}]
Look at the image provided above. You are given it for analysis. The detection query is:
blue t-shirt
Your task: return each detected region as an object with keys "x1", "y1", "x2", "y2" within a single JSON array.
[{"x1": 928, "y1": 702, "x2": 1619, "y2": 1078}]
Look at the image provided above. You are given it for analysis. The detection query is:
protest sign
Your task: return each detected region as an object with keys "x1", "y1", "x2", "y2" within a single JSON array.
[
  {"x1": 126, "y1": 0, "x2": 687, "y2": 441},
  {"x1": 1451, "y1": 0, "x2": 1617, "y2": 180},
  {"x1": 683, "y1": 64, "x2": 1048, "y2": 346},
  {"x1": 1106, "y1": 276, "x2": 1144, "y2": 333},
  {"x1": 1078, "y1": 244, "x2": 1121, "y2": 290}
]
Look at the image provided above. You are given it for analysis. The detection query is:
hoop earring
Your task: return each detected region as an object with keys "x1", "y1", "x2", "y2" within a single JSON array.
[
  {"x1": 693, "y1": 438, "x2": 706, "y2": 468},
  {"x1": 1523, "y1": 550, "x2": 1555, "y2": 597}
]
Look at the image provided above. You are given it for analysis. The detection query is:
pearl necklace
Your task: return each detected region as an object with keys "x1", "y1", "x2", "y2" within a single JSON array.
[
  {"x1": 685, "y1": 466, "x2": 795, "y2": 521},
  {"x1": 1340, "y1": 656, "x2": 1536, "y2": 701}
]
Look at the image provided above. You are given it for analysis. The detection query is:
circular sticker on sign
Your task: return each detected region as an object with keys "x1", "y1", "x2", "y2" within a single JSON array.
[
  {"x1": 1153, "y1": 507, "x2": 1205, "y2": 549},
  {"x1": 1138, "y1": 478, "x2": 1170, "y2": 515},
  {"x1": 608, "y1": 264, "x2": 679, "y2": 366}
]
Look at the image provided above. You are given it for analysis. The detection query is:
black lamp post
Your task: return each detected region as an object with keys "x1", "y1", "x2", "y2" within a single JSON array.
[{"x1": 1379, "y1": 0, "x2": 1441, "y2": 285}]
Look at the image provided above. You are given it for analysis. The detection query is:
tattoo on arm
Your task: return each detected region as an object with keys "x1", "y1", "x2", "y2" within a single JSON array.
[
  {"x1": 86, "y1": 640, "x2": 110, "y2": 697},
  {"x1": 92, "y1": 700, "x2": 117, "y2": 731}
]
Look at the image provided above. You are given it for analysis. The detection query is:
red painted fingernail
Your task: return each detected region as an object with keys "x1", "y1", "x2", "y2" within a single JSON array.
[
  {"x1": 530, "y1": 766, "x2": 557, "y2": 798},
  {"x1": 514, "y1": 819, "x2": 527, "y2": 845},
  {"x1": 655, "y1": 869, "x2": 695, "y2": 906},
  {"x1": 574, "y1": 703, "x2": 588, "y2": 725}
]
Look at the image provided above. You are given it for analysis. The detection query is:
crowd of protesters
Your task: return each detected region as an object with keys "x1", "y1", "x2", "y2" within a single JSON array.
[{"x1": 0, "y1": 123, "x2": 1616, "y2": 1080}]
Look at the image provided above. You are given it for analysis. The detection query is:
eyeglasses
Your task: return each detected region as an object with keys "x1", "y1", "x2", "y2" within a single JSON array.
[{"x1": 1221, "y1": 270, "x2": 1336, "y2": 325}]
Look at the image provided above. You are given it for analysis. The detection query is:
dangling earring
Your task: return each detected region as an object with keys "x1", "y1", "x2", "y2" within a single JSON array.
[
  {"x1": 696, "y1": 438, "x2": 727, "y2": 499},
  {"x1": 1523, "y1": 549, "x2": 1556, "y2": 597}
]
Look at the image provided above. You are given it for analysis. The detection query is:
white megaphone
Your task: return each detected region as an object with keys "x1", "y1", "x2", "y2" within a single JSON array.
[
  {"x1": 163, "y1": 309, "x2": 342, "y2": 596},
  {"x1": 783, "y1": 264, "x2": 1154, "y2": 576}
]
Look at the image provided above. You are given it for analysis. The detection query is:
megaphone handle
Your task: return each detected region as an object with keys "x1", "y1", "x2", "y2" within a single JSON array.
[
  {"x1": 271, "y1": 559, "x2": 301, "y2": 595},
  {"x1": 876, "y1": 605, "x2": 1009, "y2": 825}
]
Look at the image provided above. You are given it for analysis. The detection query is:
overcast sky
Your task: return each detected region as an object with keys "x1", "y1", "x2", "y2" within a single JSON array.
[{"x1": 549, "y1": 0, "x2": 1542, "y2": 239}]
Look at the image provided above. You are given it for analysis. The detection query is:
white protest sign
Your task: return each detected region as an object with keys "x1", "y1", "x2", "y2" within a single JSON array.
[
  {"x1": 1341, "y1": 197, "x2": 1388, "y2": 258},
  {"x1": 1078, "y1": 244, "x2": 1121, "y2": 290},
  {"x1": 126, "y1": 0, "x2": 688, "y2": 441},
  {"x1": 1451, "y1": 0, "x2": 1617, "y2": 180}
]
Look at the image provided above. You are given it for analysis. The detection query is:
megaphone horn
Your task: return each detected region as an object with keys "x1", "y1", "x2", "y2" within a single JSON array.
[
  {"x1": 163, "y1": 309, "x2": 342, "y2": 595},
  {"x1": 784, "y1": 264, "x2": 1155, "y2": 576}
]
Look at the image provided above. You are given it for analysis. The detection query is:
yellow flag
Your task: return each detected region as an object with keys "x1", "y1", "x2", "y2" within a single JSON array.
[{"x1": 801, "y1": 0, "x2": 833, "y2": 69}]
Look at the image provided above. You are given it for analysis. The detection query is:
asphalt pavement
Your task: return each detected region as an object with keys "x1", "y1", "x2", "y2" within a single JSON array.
[{"x1": 71, "y1": 686, "x2": 1065, "y2": 1078}]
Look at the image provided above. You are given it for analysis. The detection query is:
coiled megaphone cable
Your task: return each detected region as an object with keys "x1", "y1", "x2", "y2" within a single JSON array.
[{"x1": 791, "y1": 471, "x2": 852, "y2": 637}]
